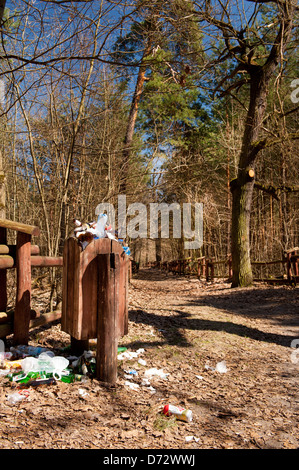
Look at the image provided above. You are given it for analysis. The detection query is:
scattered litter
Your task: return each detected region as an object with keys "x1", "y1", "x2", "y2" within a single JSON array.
[
  {"x1": 0, "y1": 359, "x2": 23, "y2": 371},
  {"x1": 10, "y1": 345, "x2": 51, "y2": 358},
  {"x1": 0, "y1": 351, "x2": 13, "y2": 362},
  {"x1": 117, "y1": 348, "x2": 145, "y2": 361},
  {"x1": 124, "y1": 374, "x2": 134, "y2": 380},
  {"x1": 4, "y1": 349, "x2": 93, "y2": 385},
  {"x1": 195, "y1": 375, "x2": 204, "y2": 380},
  {"x1": 144, "y1": 368, "x2": 168, "y2": 379},
  {"x1": 215, "y1": 361, "x2": 228, "y2": 373},
  {"x1": 124, "y1": 369, "x2": 138, "y2": 377},
  {"x1": 141, "y1": 378, "x2": 151, "y2": 386},
  {"x1": 7, "y1": 390, "x2": 30, "y2": 405},
  {"x1": 21, "y1": 352, "x2": 69, "y2": 380},
  {"x1": 124, "y1": 381, "x2": 140, "y2": 391},
  {"x1": 23, "y1": 376, "x2": 57, "y2": 387},
  {"x1": 185, "y1": 435, "x2": 200, "y2": 443},
  {"x1": 163, "y1": 404, "x2": 192, "y2": 423},
  {"x1": 138, "y1": 358, "x2": 147, "y2": 366},
  {"x1": 66, "y1": 356, "x2": 79, "y2": 362},
  {"x1": 78, "y1": 388, "x2": 89, "y2": 398},
  {"x1": 70, "y1": 351, "x2": 96, "y2": 377},
  {"x1": 205, "y1": 360, "x2": 228, "y2": 373}
]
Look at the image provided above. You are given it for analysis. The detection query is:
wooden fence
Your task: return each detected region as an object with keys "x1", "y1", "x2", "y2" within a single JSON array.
[
  {"x1": 0, "y1": 218, "x2": 62, "y2": 344},
  {"x1": 149, "y1": 248, "x2": 299, "y2": 284}
]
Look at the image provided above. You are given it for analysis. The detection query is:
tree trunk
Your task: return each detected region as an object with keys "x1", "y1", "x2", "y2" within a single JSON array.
[
  {"x1": 231, "y1": 179, "x2": 255, "y2": 287},
  {"x1": 228, "y1": 0, "x2": 295, "y2": 287},
  {"x1": 231, "y1": 69, "x2": 265, "y2": 286},
  {"x1": 0, "y1": 0, "x2": 6, "y2": 219},
  {"x1": 120, "y1": 43, "x2": 152, "y2": 194}
]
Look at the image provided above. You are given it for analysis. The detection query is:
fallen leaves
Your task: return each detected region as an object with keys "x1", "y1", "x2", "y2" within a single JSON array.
[{"x1": 0, "y1": 269, "x2": 298, "y2": 449}]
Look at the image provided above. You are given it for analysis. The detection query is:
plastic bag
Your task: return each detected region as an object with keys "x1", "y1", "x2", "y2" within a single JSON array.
[
  {"x1": 7, "y1": 390, "x2": 29, "y2": 405},
  {"x1": 95, "y1": 213, "x2": 108, "y2": 238},
  {"x1": 22, "y1": 352, "x2": 69, "y2": 379}
]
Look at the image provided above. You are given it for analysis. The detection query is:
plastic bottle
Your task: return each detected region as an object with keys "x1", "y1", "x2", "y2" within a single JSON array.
[
  {"x1": 60, "y1": 373, "x2": 87, "y2": 383},
  {"x1": 10, "y1": 345, "x2": 50, "y2": 358},
  {"x1": 163, "y1": 404, "x2": 192, "y2": 423},
  {"x1": 26, "y1": 376, "x2": 56, "y2": 387},
  {"x1": 95, "y1": 213, "x2": 108, "y2": 238},
  {"x1": 10, "y1": 371, "x2": 40, "y2": 383}
]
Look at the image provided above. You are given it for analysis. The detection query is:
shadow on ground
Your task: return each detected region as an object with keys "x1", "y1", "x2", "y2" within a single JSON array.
[
  {"x1": 128, "y1": 269, "x2": 299, "y2": 350},
  {"x1": 127, "y1": 307, "x2": 298, "y2": 350}
]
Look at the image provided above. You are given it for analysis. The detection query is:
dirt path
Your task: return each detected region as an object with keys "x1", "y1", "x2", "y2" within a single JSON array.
[{"x1": 0, "y1": 268, "x2": 298, "y2": 450}]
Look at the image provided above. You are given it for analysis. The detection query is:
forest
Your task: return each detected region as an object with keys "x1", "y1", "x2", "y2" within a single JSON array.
[
  {"x1": 0, "y1": 0, "x2": 298, "y2": 300},
  {"x1": 0, "y1": 0, "x2": 299, "y2": 452}
]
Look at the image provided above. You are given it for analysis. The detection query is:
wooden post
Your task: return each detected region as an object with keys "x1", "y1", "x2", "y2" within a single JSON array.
[
  {"x1": 13, "y1": 231, "x2": 32, "y2": 345},
  {"x1": 287, "y1": 252, "x2": 292, "y2": 282},
  {"x1": 210, "y1": 260, "x2": 214, "y2": 281},
  {"x1": 123, "y1": 256, "x2": 129, "y2": 336},
  {"x1": 118, "y1": 254, "x2": 129, "y2": 338},
  {"x1": 96, "y1": 253, "x2": 120, "y2": 384},
  {"x1": 0, "y1": 227, "x2": 7, "y2": 313},
  {"x1": 292, "y1": 251, "x2": 298, "y2": 277},
  {"x1": 202, "y1": 257, "x2": 206, "y2": 279},
  {"x1": 228, "y1": 257, "x2": 232, "y2": 279},
  {"x1": 206, "y1": 259, "x2": 209, "y2": 281},
  {"x1": 197, "y1": 259, "x2": 201, "y2": 278}
]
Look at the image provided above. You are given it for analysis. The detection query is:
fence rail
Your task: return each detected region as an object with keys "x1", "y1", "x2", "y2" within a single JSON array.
[
  {"x1": 148, "y1": 248, "x2": 299, "y2": 284},
  {"x1": 0, "y1": 218, "x2": 64, "y2": 344}
]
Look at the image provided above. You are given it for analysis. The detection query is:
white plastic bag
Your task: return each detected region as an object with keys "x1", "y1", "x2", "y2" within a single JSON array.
[
  {"x1": 22, "y1": 352, "x2": 69, "y2": 379},
  {"x1": 215, "y1": 361, "x2": 228, "y2": 373}
]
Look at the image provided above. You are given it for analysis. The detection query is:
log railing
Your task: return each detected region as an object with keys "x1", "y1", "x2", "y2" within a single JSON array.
[
  {"x1": 151, "y1": 248, "x2": 299, "y2": 284},
  {"x1": 0, "y1": 218, "x2": 63, "y2": 343}
]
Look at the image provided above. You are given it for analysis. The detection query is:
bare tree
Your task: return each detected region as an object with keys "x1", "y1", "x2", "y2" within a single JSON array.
[
  {"x1": 185, "y1": 0, "x2": 298, "y2": 286},
  {"x1": 0, "y1": 0, "x2": 6, "y2": 219}
]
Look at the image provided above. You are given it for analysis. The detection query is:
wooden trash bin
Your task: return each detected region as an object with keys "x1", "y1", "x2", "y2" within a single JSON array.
[{"x1": 61, "y1": 237, "x2": 130, "y2": 383}]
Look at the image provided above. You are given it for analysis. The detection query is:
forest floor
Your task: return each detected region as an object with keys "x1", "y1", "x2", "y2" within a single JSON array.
[{"x1": 0, "y1": 268, "x2": 299, "y2": 451}]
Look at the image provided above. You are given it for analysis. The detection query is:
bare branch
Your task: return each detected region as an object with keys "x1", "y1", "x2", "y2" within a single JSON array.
[{"x1": 249, "y1": 131, "x2": 299, "y2": 160}]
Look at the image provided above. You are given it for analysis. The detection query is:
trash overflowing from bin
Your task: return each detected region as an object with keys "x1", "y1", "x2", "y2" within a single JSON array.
[
  {"x1": 0, "y1": 344, "x2": 135, "y2": 398},
  {"x1": 1, "y1": 343, "x2": 174, "y2": 406},
  {"x1": 4, "y1": 350, "x2": 88, "y2": 388},
  {"x1": 73, "y1": 212, "x2": 131, "y2": 256},
  {"x1": 0, "y1": 346, "x2": 99, "y2": 399}
]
